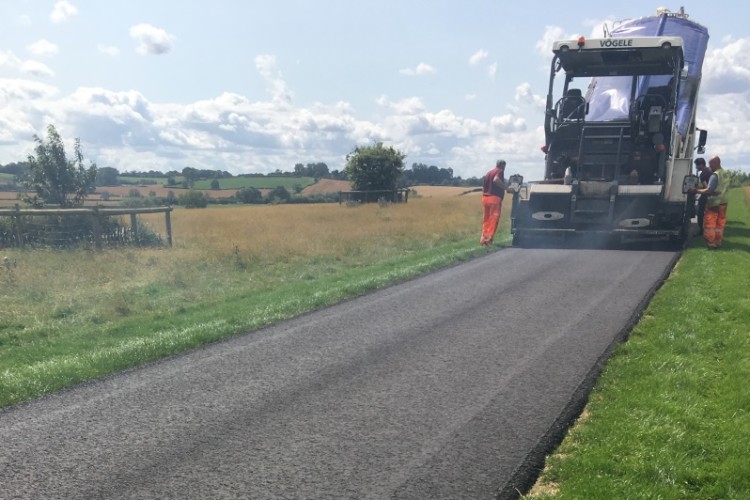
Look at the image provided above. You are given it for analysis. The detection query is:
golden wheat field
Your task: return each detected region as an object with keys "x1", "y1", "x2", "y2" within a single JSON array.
[
  {"x1": 147, "y1": 194, "x2": 489, "y2": 262},
  {"x1": 0, "y1": 195, "x2": 510, "y2": 330}
]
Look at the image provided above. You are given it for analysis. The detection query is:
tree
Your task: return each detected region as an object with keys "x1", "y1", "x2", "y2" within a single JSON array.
[
  {"x1": 266, "y1": 186, "x2": 291, "y2": 204},
  {"x1": 344, "y1": 142, "x2": 405, "y2": 191},
  {"x1": 235, "y1": 186, "x2": 262, "y2": 204},
  {"x1": 96, "y1": 166, "x2": 119, "y2": 186},
  {"x1": 725, "y1": 169, "x2": 750, "y2": 188},
  {"x1": 24, "y1": 125, "x2": 97, "y2": 207},
  {"x1": 0, "y1": 161, "x2": 27, "y2": 177},
  {"x1": 181, "y1": 167, "x2": 197, "y2": 188},
  {"x1": 210, "y1": 179, "x2": 220, "y2": 190},
  {"x1": 404, "y1": 162, "x2": 454, "y2": 185},
  {"x1": 310, "y1": 162, "x2": 329, "y2": 179},
  {"x1": 179, "y1": 190, "x2": 208, "y2": 208}
]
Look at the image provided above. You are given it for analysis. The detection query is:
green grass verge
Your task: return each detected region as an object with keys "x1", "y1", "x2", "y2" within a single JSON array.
[
  {"x1": 0, "y1": 236, "x2": 500, "y2": 409},
  {"x1": 526, "y1": 188, "x2": 750, "y2": 499}
]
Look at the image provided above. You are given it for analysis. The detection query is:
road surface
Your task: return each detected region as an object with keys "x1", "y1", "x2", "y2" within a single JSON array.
[{"x1": 0, "y1": 248, "x2": 678, "y2": 499}]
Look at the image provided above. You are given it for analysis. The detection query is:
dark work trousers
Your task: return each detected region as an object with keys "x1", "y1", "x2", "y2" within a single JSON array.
[{"x1": 697, "y1": 195, "x2": 707, "y2": 233}]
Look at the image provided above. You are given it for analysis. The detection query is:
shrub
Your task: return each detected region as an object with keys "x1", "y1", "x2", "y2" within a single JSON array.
[
  {"x1": 266, "y1": 186, "x2": 291, "y2": 204},
  {"x1": 120, "y1": 196, "x2": 161, "y2": 208},
  {"x1": 235, "y1": 186, "x2": 263, "y2": 204},
  {"x1": 179, "y1": 190, "x2": 208, "y2": 208}
]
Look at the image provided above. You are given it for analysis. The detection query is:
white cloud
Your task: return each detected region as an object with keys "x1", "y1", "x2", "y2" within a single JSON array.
[
  {"x1": 702, "y1": 37, "x2": 750, "y2": 95},
  {"x1": 399, "y1": 63, "x2": 436, "y2": 76},
  {"x1": 377, "y1": 96, "x2": 492, "y2": 155},
  {"x1": 0, "y1": 78, "x2": 60, "y2": 150},
  {"x1": 0, "y1": 61, "x2": 546, "y2": 179},
  {"x1": 491, "y1": 114, "x2": 526, "y2": 133},
  {"x1": 20, "y1": 60, "x2": 55, "y2": 78},
  {"x1": 377, "y1": 95, "x2": 427, "y2": 115},
  {"x1": 695, "y1": 92, "x2": 750, "y2": 166},
  {"x1": 487, "y1": 62, "x2": 497, "y2": 80},
  {"x1": 514, "y1": 82, "x2": 546, "y2": 109},
  {"x1": 0, "y1": 50, "x2": 22, "y2": 70},
  {"x1": 536, "y1": 26, "x2": 567, "y2": 57},
  {"x1": 689, "y1": 37, "x2": 750, "y2": 170},
  {"x1": 255, "y1": 54, "x2": 293, "y2": 105},
  {"x1": 2, "y1": 49, "x2": 57, "y2": 79},
  {"x1": 0, "y1": 78, "x2": 59, "y2": 102},
  {"x1": 50, "y1": 1, "x2": 78, "y2": 24},
  {"x1": 27, "y1": 39, "x2": 59, "y2": 57},
  {"x1": 469, "y1": 49, "x2": 488, "y2": 65},
  {"x1": 129, "y1": 24, "x2": 175, "y2": 55},
  {"x1": 97, "y1": 44, "x2": 120, "y2": 57}
]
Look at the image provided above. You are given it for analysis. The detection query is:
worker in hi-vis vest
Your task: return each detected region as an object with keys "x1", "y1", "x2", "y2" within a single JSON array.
[{"x1": 694, "y1": 156, "x2": 729, "y2": 249}]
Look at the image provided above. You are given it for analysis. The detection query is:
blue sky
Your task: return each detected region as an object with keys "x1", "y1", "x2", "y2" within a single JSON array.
[{"x1": 1, "y1": 1, "x2": 748, "y2": 180}]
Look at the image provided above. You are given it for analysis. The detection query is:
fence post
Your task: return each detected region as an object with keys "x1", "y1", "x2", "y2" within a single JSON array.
[
  {"x1": 13, "y1": 204, "x2": 23, "y2": 248},
  {"x1": 130, "y1": 212, "x2": 138, "y2": 244},
  {"x1": 92, "y1": 207, "x2": 102, "y2": 250},
  {"x1": 164, "y1": 208, "x2": 173, "y2": 247}
]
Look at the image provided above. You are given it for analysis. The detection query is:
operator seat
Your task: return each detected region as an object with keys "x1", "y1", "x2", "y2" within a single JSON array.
[{"x1": 559, "y1": 88, "x2": 586, "y2": 121}]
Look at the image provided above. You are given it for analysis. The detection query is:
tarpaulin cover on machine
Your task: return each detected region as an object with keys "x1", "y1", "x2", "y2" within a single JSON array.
[{"x1": 590, "y1": 13, "x2": 709, "y2": 136}]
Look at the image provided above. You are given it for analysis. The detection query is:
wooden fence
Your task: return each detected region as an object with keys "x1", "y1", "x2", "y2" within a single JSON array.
[{"x1": 0, "y1": 206, "x2": 173, "y2": 249}]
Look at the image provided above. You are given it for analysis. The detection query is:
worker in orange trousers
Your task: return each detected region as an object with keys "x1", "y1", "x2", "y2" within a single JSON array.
[{"x1": 480, "y1": 159, "x2": 512, "y2": 246}]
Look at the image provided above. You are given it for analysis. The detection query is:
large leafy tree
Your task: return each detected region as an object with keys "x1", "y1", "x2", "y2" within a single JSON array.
[
  {"x1": 344, "y1": 142, "x2": 405, "y2": 191},
  {"x1": 181, "y1": 167, "x2": 197, "y2": 188},
  {"x1": 24, "y1": 125, "x2": 97, "y2": 207}
]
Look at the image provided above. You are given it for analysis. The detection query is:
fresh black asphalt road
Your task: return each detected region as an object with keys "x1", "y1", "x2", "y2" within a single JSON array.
[{"x1": 0, "y1": 248, "x2": 678, "y2": 499}]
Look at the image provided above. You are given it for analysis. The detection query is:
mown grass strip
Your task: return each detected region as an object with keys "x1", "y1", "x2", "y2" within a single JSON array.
[{"x1": 525, "y1": 188, "x2": 750, "y2": 499}]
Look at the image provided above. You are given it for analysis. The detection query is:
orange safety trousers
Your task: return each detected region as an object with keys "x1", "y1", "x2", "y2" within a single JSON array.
[
  {"x1": 480, "y1": 195, "x2": 502, "y2": 245},
  {"x1": 703, "y1": 204, "x2": 727, "y2": 248}
]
